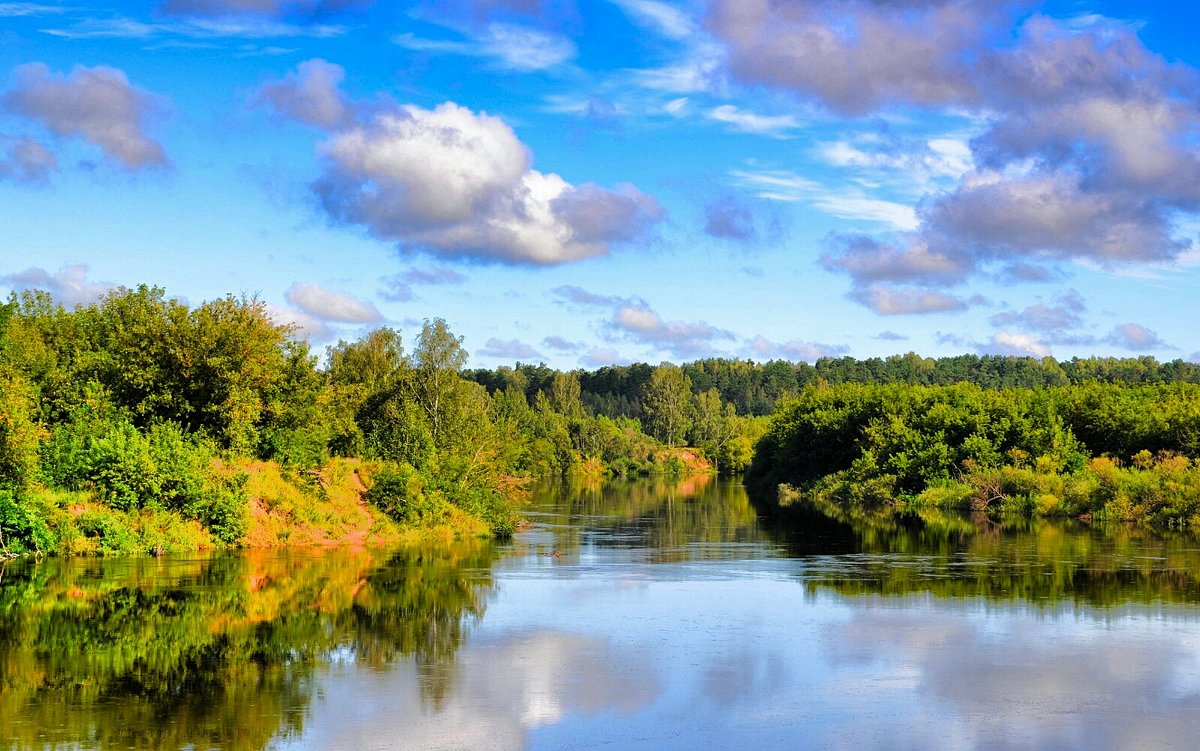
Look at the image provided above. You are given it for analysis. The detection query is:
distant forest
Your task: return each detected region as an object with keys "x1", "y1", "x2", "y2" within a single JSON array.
[{"x1": 467, "y1": 354, "x2": 1200, "y2": 420}]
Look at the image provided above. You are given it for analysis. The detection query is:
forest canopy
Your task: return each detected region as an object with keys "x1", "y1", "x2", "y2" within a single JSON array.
[{"x1": 3, "y1": 284, "x2": 1200, "y2": 555}]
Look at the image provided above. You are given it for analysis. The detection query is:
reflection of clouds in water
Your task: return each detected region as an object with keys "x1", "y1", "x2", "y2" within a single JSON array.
[
  {"x1": 701, "y1": 644, "x2": 791, "y2": 709},
  {"x1": 274, "y1": 629, "x2": 660, "y2": 751},
  {"x1": 821, "y1": 604, "x2": 1200, "y2": 751}
]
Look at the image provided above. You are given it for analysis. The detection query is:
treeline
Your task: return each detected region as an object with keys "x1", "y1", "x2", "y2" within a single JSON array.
[
  {"x1": 469, "y1": 354, "x2": 1200, "y2": 419},
  {"x1": 748, "y1": 382, "x2": 1200, "y2": 529},
  {"x1": 0, "y1": 286, "x2": 705, "y2": 556}
]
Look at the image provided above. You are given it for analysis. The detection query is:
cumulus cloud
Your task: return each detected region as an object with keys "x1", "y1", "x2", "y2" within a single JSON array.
[
  {"x1": 254, "y1": 60, "x2": 662, "y2": 264},
  {"x1": 478, "y1": 337, "x2": 541, "y2": 359},
  {"x1": 875, "y1": 330, "x2": 908, "y2": 341},
  {"x1": 989, "y1": 290, "x2": 1085, "y2": 333},
  {"x1": 708, "y1": 0, "x2": 989, "y2": 116},
  {"x1": 542, "y1": 335, "x2": 581, "y2": 352},
  {"x1": 554, "y1": 285, "x2": 733, "y2": 359},
  {"x1": 1, "y1": 264, "x2": 117, "y2": 308},
  {"x1": 748, "y1": 335, "x2": 848, "y2": 363},
  {"x1": 711, "y1": 2, "x2": 1200, "y2": 308},
  {"x1": 821, "y1": 234, "x2": 971, "y2": 287},
  {"x1": 849, "y1": 284, "x2": 971, "y2": 316},
  {"x1": 610, "y1": 302, "x2": 735, "y2": 358},
  {"x1": 265, "y1": 302, "x2": 333, "y2": 341},
  {"x1": 983, "y1": 331, "x2": 1052, "y2": 358},
  {"x1": 310, "y1": 100, "x2": 661, "y2": 264},
  {"x1": 1106, "y1": 323, "x2": 1170, "y2": 350},
  {"x1": 253, "y1": 58, "x2": 350, "y2": 128},
  {"x1": 0, "y1": 135, "x2": 56, "y2": 183},
  {"x1": 581, "y1": 346, "x2": 625, "y2": 367},
  {"x1": 3, "y1": 63, "x2": 169, "y2": 170},
  {"x1": 285, "y1": 281, "x2": 383, "y2": 322}
]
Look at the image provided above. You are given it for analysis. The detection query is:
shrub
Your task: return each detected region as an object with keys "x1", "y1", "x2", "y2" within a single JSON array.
[
  {"x1": 0, "y1": 491, "x2": 56, "y2": 555},
  {"x1": 367, "y1": 462, "x2": 450, "y2": 527}
]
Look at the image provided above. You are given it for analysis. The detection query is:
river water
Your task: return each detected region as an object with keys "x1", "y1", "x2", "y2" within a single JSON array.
[{"x1": 4, "y1": 475, "x2": 1200, "y2": 750}]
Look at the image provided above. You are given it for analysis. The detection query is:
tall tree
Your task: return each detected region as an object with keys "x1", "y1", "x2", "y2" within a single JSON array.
[
  {"x1": 642, "y1": 363, "x2": 693, "y2": 447},
  {"x1": 407, "y1": 318, "x2": 469, "y2": 450}
]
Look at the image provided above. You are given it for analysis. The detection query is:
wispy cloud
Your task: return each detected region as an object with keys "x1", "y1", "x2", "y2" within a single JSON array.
[
  {"x1": 732, "y1": 167, "x2": 916, "y2": 230},
  {"x1": 609, "y1": 0, "x2": 694, "y2": 40},
  {"x1": 393, "y1": 22, "x2": 576, "y2": 72},
  {"x1": 707, "y1": 104, "x2": 799, "y2": 137}
]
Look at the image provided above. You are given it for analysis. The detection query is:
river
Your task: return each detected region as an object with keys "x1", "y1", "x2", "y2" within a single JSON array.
[{"x1": 4, "y1": 475, "x2": 1200, "y2": 750}]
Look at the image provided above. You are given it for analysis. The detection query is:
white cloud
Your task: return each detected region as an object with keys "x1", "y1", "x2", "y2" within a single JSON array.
[
  {"x1": 609, "y1": 0, "x2": 695, "y2": 40},
  {"x1": 393, "y1": 23, "x2": 576, "y2": 72},
  {"x1": 312, "y1": 99, "x2": 662, "y2": 265},
  {"x1": 0, "y1": 135, "x2": 56, "y2": 183},
  {"x1": 0, "y1": 264, "x2": 116, "y2": 308},
  {"x1": 581, "y1": 346, "x2": 626, "y2": 367},
  {"x1": 0, "y1": 3, "x2": 68, "y2": 15},
  {"x1": 849, "y1": 284, "x2": 971, "y2": 316},
  {"x1": 1106, "y1": 323, "x2": 1169, "y2": 350},
  {"x1": 265, "y1": 302, "x2": 333, "y2": 341},
  {"x1": 3, "y1": 63, "x2": 169, "y2": 170},
  {"x1": 732, "y1": 167, "x2": 917, "y2": 229},
  {"x1": 253, "y1": 57, "x2": 350, "y2": 128},
  {"x1": 707, "y1": 104, "x2": 799, "y2": 137},
  {"x1": 812, "y1": 195, "x2": 918, "y2": 230},
  {"x1": 748, "y1": 335, "x2": 847, "y2": 362},
  {"x1": 285, "y1": 282, "x2": 382, "y2": 323},
  {"x1": 985, "y1": 331, "x2": 1052, "y2": 358},
  {"x1": 478, "y1": 337, "x2": 542, "y2": 360}
]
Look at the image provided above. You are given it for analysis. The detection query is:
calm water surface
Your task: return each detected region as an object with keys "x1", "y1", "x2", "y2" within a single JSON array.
[{"x1": 5, "y1": 476, "x2": 1200, "y2": 750}]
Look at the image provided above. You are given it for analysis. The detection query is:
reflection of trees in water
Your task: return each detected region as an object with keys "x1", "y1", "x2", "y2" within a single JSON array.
[
  {"x1": 530, "y1": 475, "x2": 764, "y2": 561},
  {"x1": 0, "y1": 543, "x2": 498, "y2": 750},
  {"x1": 753, "y1": 489, "x2": 1200, "y2": 607}
]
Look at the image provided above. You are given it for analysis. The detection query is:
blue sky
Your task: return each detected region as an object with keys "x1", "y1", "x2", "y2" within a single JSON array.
[{"x1": 2, "y1": 0, "x2": 1199, "y2": 369}]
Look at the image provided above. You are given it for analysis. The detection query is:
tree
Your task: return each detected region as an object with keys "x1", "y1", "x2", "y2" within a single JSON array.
[
  {"x1": 407, "y1": 319, "x2": 469, "y2": 450},
  {"x1": 642, "y1": 363, "x2": 693, "y2": 447},
  {"x1": 327, "y1": 327, "x2": 405, "y2": 392},
  {"x1": 547, "y1": 371, "x2": 584, "y2": 418},
  {"x1": 690, "y1": 387, "x2": 735, "y2": 470}
]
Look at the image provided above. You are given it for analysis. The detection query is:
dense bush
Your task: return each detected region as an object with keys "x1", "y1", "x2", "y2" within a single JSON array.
[{"x1": 750, "y1": 382, "x2": 1200, "y2": 529}]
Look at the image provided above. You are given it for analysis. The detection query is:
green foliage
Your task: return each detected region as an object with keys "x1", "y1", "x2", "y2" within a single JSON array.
[
  {"x1": 642, "y1": 363, "x2": 693, "y2": 447},
  {"x1": 368, "y1": 462, "x2": 450, "y2": 527},
  {"x1": 0, "y1": 370, "x2": 45, "y2": 490},
  {"x1": 751, "y1": 381, "x2": 1200, "y2": 529},
  {"x1": 0, "y1": 490, "x2": 56, "y2": 555}
]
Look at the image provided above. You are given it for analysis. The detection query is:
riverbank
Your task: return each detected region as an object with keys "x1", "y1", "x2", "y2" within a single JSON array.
[
  {"x1": 748, "y1": 381, "x2": 1200, "y2": 530},
  {"x1": 0, "y1": 457, "x2": 508, "y2": 557}
]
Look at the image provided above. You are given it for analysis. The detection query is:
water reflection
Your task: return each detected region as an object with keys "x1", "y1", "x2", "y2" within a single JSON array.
[
  {"x1": 760, "y1": 491, "x2": 1200, "y2": 607},
  {"x1": 0, "y1": 543, "x2": 497, "y2": 750},
  {"x1": 7, "y1": 478, "x2": 1200, "y2": 750},
  {"x1": 277, "y1": 629, "x2": 660, "y2": 751},
  {"x1": 517, "y1": 475, "x2": 767, "y2": 563}
]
